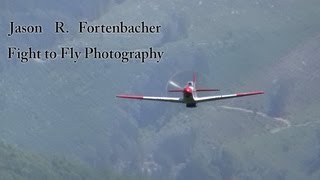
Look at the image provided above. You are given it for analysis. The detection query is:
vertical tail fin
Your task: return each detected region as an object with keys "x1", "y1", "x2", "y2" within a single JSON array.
[{"x1": 193, "y1": 73, "x2": 196, "y2": 88}]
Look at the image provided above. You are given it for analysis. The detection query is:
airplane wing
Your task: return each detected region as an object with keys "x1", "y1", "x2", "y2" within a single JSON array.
[
  {"x1": 116, "y1": 95, "x2": 183, "y2": 103},
  {"x1": 195, "y1": 91, "x2": 264, "y2": 103}
]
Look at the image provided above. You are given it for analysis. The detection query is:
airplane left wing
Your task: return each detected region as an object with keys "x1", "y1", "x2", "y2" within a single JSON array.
[
  {"x1": 195, "y1": 91, "x2": 264, "y2": 103},
  {"x1": 116, "y1": 95, "x2": 183, "y2": 103}
]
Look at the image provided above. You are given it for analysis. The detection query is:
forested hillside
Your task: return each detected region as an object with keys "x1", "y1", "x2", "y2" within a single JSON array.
[{"x1": 2, "y1": 0, "x2": 320, "y2": 179}]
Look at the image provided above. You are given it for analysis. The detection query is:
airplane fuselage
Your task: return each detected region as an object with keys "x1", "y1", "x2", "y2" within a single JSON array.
[{"x1": 183, "y1": 85, "x2": 197, "y2": 107}]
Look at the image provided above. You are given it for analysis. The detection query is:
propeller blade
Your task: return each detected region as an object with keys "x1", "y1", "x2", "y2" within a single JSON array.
[{"x1": 168, "y1": 80, "x2": 182, "y2": 89}]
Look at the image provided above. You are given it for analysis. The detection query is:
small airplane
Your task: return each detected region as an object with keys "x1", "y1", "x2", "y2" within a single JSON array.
[{"x1": 116, "y1": 74, "x2": 264, "y2": 107}]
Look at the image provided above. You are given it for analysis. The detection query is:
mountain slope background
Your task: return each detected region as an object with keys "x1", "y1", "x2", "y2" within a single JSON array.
[{"x1": 1, "y1": 0, "x2": 320, "y2": 179}]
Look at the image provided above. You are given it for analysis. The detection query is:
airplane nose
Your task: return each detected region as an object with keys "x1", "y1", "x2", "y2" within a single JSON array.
[{"x1": 184, "y1": 87, "x2": 192, "y2": 96}]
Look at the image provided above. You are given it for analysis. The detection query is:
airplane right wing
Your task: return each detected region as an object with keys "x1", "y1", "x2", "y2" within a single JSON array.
[
  {"x1": 195, "y1": 91, "x2": 264, "y2": 103},
  {"x1": 116, "y1": 95, "x2": 183, "y2": 103}
]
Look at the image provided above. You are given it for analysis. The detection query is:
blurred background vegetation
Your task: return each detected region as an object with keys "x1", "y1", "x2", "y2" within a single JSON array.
[{"x1": 2, "y1": 0, "x2": 320, "y2": 179}]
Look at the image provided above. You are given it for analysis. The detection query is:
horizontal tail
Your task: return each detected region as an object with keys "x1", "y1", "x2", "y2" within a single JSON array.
[
  {"x1": 168, "y1": 88, "x2": 220, "y2": 92},
  {"x1": 196, "y1": 88, "x2": 220, "y2": 92},
  {"x1": 168, "y1": 89, "x2": 184, "y2": 92}
]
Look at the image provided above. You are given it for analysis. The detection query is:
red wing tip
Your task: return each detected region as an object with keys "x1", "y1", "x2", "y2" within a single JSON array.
[
  {"x1": 116, "y1": 95, "x2": 144, "y2": 99},
  {"x1": 236, "y1": 91, "x2": 264, "y2": 96}
]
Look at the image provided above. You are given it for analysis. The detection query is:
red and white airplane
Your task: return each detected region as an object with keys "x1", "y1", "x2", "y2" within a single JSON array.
[{"x1": 117, "y1": 74, "x2": 264, "y2": 107}]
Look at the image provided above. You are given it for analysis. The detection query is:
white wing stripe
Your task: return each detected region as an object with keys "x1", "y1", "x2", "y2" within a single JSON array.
[
  {"x1": 142, "y1": 96, "x2": 182, "y2": 102},
  {"x1": 195, "y1": 91, "x2": 264, "y2": 102}
]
